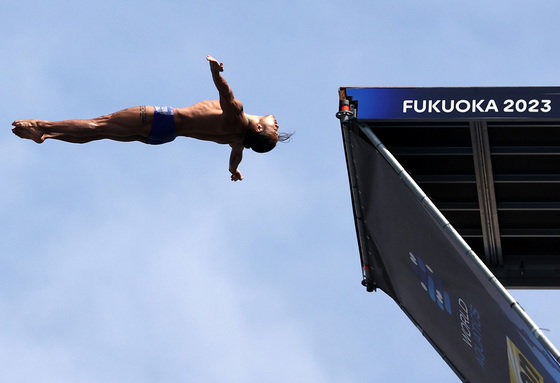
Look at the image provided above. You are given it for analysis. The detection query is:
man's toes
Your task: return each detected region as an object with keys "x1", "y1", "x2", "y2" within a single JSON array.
[
  {"x1": 11, "y1": 125, "x2": 44, "y2": 143},
  {"x1": 13, "y1": 120, "x2": 29, "y2": 128},
  {"x1": 12, "y1": 126, "x2": 25, "y2": 138}
]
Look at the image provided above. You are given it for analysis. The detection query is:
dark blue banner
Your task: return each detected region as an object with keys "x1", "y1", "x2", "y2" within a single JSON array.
[
  {"x1": 345, "y1": 87, "x2": 560, "y2": 119},
  {"x1": 342, "y1": 123, "x2": 560, "y2": 382}
]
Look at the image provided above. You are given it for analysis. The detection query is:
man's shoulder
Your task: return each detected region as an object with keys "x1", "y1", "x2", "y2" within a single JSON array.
[
  {"x1": 221, "y1": 98, "x2": 245, "y2": 120},
  {"x1": 186, "y1": 99, "x2": 221, "y2": 108},
  {"x1": 225, "y1": 98, "x2": 244, "y2": 112}
]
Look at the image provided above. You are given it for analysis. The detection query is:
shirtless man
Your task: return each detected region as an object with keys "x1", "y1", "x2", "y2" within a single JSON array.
[{"x1": 12, "y1": 56, "x2": 291, "y2": 181}]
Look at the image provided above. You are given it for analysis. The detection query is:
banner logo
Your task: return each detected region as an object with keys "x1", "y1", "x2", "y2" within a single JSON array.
[
  {"x1": 507, "y1": 337, "x2": 543, "y2": 383},
  {"x1": 458, "y1": 298, "x2": 485, "y2": 367},
  {"x1": 409, "y1": 252, "x2": 452, "y2": 314}
]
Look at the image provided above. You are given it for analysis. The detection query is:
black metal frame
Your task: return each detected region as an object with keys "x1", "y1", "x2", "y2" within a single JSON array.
[{"x1": 337, "y1": 89, "x2": 560, "y2": 288}]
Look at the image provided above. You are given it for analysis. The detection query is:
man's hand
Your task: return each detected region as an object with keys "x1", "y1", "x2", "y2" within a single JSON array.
[
  {"x1": 229, "y1": 145, "x2": 244, "y2": 182},
  {"x1": 206, "y1": 55, "x2": 224, "y2": 72},
  {"x1": 230, "y1": 169, "x2": 243, "y2": 182}
]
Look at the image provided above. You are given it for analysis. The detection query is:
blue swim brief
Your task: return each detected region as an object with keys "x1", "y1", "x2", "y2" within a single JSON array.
[{"x1": 147, "y1": 106, "x2": 176, "y2": 145}]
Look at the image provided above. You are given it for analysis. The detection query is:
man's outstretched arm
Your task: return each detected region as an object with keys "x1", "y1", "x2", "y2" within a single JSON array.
[
  {"x1": 206, "y1": 55, "x2": 243, "y2": 116},
  {"x1": 229, "y1": 144, "x2": 244, "y2": 181}
]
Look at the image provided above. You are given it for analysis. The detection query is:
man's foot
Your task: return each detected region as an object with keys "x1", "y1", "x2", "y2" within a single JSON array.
[{"x1": 12, "y1": 120, "x2": 46, "y2": 143}]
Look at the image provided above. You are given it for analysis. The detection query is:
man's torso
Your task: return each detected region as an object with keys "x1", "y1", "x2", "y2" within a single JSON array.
[{"x1": 173, "y1": 100, "x2": 247, "y2": 145}]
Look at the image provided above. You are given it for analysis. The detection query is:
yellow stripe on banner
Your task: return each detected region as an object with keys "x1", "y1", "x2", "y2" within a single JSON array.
[{"x1": 507, "y1": 337, "x2": 543, "y2": 383}]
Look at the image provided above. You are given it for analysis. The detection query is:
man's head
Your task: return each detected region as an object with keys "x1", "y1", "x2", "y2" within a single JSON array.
[{"x1": 243, "y1": 115, "x2": 292, "y2": 153}]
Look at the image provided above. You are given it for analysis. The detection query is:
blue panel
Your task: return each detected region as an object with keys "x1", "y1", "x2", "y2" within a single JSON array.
[{"x1": 345, "y1": 87, "x2": 560, "y2": 119}]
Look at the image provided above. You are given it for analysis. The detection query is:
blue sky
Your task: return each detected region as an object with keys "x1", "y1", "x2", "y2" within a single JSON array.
[{"x1": 2, "y1": 0, "x2": 560, "y2": 381}]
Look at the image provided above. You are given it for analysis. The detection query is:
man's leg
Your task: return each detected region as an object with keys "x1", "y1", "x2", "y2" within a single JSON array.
[
  {"x1": 12, "y1": 106, "x2": 154, "y2": 144},
  {"x1": 28, "y1": 132, "x2": 149, "y2": 144}
]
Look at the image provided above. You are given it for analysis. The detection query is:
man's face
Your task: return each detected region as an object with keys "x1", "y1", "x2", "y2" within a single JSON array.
[{"x1": 260, "y1": 115, "x2": 279, "y2": 140}]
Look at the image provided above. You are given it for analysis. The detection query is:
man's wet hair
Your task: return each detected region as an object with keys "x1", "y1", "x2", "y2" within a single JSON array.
[{"x1": 243, "y1": 130, "x2": 293, "y2": 153}]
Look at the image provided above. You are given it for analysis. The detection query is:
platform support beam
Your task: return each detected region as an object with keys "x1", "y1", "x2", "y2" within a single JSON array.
[{"x1": 470, "y1": 121, "x2": 503, "y2": 266}]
